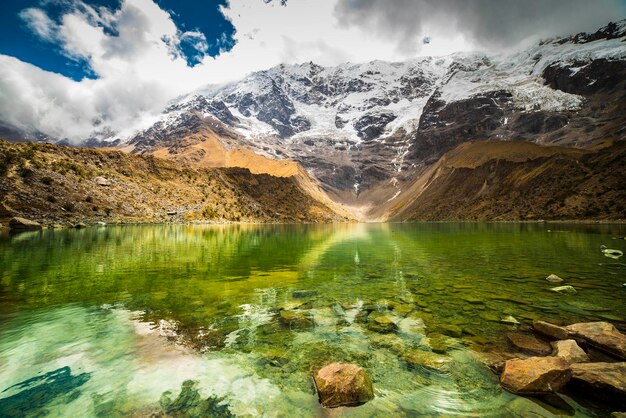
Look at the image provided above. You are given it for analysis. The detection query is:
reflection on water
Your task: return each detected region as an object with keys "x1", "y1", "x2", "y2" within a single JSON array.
[{"x1": 0, "y1": 223, "x2": 624, "y2": 417}]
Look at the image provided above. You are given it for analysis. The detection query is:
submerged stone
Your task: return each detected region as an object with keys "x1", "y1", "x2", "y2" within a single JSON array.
[
  {"x1": 278, "y1": 310, "x2": 313, "y2": 330},
  {"x1": 313, "y1": 363, "x2": 374, "y2": 408},
  {"x1": 367, "y1": 312, "x2": 398, "y2": 333},
  {"x1": 506, "y1": 333, "x2": 552, "y2": 355},
  {"x1": 501, "y1": 315, "x2": 521, "y2": 325},
  {"x1": 403, "y1": 349, "x2": 451, "y2": 372},
  {"x1": 292, "y1": 290, "x2": 317, "y2": 299},
  {"x1": 550, "y1": 286, "x2": 577, "y2": 295}
]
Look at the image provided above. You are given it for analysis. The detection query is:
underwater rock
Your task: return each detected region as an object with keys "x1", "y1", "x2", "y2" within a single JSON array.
[
  {"x1": 278, "y1": 310, "x2": 314, "y2": 330},
  {"x1": 500, "y1": 357, "x2": 572, "y2": 395},
  {"x1": 292, "y1": 290, "x2": 317, "y2": 298},
  {"x1": 392, "y1": 303, "x2": 414, "y2": 317},
  {"x1": 550, "y1": 285, "x2": 577, "y2": 295},
  {"x1": 313, "y1": 363, "x2": 374, "y2": 408},
  {"x1": 533, "y1": 320, "x2": 570, "y2": 340},
  {"x1": 8, "y1": 217, "x2": 42, "y2": 230},
  {"x1": 506, "y1": 333, "x2": 552, "y2": 355},
  {"x1": 424, "y1": 333, "x2": 458, "y2": 354},
  {"x1": 367, "y1": 312, "x2": 398, "y2": 333},
  {"x1": 551, "y1": 340, "x2": 589, "y2": 363},
  {"x1": 434, "y1": 324, "x2": 463, "y2": 338},
  {"x1": 546, "y1": 274, "x2": 564, "y2": 283},
  {"x1": 565, "y1": 322, "x2": 626, "y2": 359},
  {"x1": 570, "y1": 362, "x2": 626, "y2": 406},
  {"x1": 403, "y1": 349, "x2": 451, "y2": 372}
]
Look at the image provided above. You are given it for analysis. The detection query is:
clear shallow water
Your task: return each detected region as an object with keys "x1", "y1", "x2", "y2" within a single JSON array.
[{"x1": 0, "y1": 223, "x2": 625, "y2": 417}]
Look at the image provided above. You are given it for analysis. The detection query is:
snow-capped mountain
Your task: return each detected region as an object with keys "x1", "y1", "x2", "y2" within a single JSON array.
[{"x1": 129, "y1": 21, "x2": 626, "y2": 201}]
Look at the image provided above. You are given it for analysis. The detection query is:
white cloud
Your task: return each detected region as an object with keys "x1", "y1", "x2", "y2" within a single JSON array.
[
  {"x1": 1, "y1": 0, "x2": 624, "y2": 143},
  {"x1": 18, "y1": 8, "x2": 57, "y2": 42}
]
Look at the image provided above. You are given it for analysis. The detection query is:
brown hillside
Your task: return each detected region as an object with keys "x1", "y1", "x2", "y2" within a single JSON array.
[
  {"x1": 0, "y1": 140, "x2": 349, "y2": 226},
  {"x1": 386, "y1": 139, "x2": 626, "y2": 221}
]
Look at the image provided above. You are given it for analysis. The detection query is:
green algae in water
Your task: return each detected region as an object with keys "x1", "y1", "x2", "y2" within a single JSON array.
[{"x1": 0, "y1": 223, "x2": 625, "y2": 417}]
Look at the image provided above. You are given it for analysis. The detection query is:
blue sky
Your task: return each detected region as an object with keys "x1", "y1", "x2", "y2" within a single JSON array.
[{"x1": 0, "y1": 0, "x2": 235, "y2": 81}]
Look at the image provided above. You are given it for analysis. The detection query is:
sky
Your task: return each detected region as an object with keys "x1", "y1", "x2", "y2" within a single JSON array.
[{"x1": 0, "y1": 0, "x2": 625, "y2": 143}]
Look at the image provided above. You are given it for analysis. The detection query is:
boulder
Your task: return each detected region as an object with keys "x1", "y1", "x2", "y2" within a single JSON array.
[
  {"x1": 367, "y1": 312, "x2": 398, "y2": 333},
  {"x1": 570, "y1": 362, "x2": 626, "y2": 406},
  {"x1": 506, "y1": 333, "x2": 552, "y2": 355},
  {"x1": 565, "y1": 322, "x2": 626, "y2": 359},
  {"x1": 74, "y1": 223, "x2": 87, "y2": 229},
  {"x1": 533, "y1": 320, "x2": 570, "y2": 340},
  {"x1": 551, "y1": 340, "x2": 589, "y2": 363},
  {"x1": 292, "y1": 289, "x2": 317, "y2": 298},
  {"x1": 500, "y1": 357, "x2": 572, "y2": 395},
  {"x1": 313, "y1": 363, "x2": 374, "y2": 408},
  {"x1": 278, "y1": 310, "x2": 313, "y2": 330},
  {"x1": 546, "y1": 274, "x2": 564, "y2": 283},
  {"x1": 551, "y1": 286, "x2": 577, "y2": 295},
  {"x1": 94, "y1": 176, "x2": 111, "y2": 186},
  {"x1": 9, "y1": 217, "x2": 42, "y2": 230}
]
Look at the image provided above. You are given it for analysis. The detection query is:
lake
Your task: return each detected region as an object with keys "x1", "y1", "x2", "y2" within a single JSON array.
[{"x1": 0, "y1": 223, "x2": 625, "y2": 417}]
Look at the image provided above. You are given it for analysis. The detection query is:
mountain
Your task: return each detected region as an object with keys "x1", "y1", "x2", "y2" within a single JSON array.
[
  {"x1": 0, "y1": 140, "x2": 351, "y2": 225},
  {"x1": 127, "y1": 20, "x2": 626, "y2": 214}
]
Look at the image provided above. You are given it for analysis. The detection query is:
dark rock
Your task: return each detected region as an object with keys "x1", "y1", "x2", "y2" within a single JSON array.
[
  {"x1": 565, "y1": 322, "x2": 626, "y2": 359},
  {"x1": 533, "y1": 320, "x2": 570, "y2": 340},
  {"x1": 500, "y1": 357, "x2": 572, "y2": 395},
  {"x1": 570, "y1": 362, "x2": 626, "y2": 407},
  {"x1": 506, "y1": 333, "x2": 552, "y2": 355},
  {"x1": 9, "y1": 217, "x2": 42, "y2": 230},
  {"x1": 292, "y1": 290, "x2": 317, "y2": 298},
  {"x1": 313, "y1": 363, "x2": 374, "y2": 408},
  {"x1": 353, "y1": 113, "x2": 397, "y2": 141},
  {"x1": 74, "y1": 223, "x2": 87, "y2": 229}
]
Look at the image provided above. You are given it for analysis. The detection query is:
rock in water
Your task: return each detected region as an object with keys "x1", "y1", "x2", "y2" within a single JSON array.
[
  {"x1": 565, "y1": 322, "x2": 626, "y2": 359},
  {"x1": 313, "y1": 363, "x2": 374, "y2": 408},
  {"x1": 74, "y1": 223, "x2": 87, "y2": 229},
  {"x1": 551, "y1": 285, "x2": 577, "y2": 295},
  {"x1": 551, "y1": 339, "x2": 590, "y2": 363},
  {"x1": 500, "y1": 357, "x2": 572, "y2": 395},
  {"x1": 546, "y1": 274, "x2": 564, "y2": 283},
  {"x1": 501, "y1": 315, "x2": 521, "y2": 325},
  {"x1": 570, "y1": 362, "x2": 626, "y2": 406},
  {"x1": 278, "y1": 310, "x2": 313, "y2": 330},
  {"x1": 533, "y1": 320, "x2": 570, "y2": 340},
  {"x1": 367, "y1": 312, "x2": 398, "y2": 333},
  {"x1": 506, "y1": 333, "x2": 552, "y2": 355},
  {"x1": 9, "y1": 217, "x2": 42, "y2": 230}
]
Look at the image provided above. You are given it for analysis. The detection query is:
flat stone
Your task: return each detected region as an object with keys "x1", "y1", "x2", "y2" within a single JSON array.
[
  {"x1": 313, "y1": 363, "x2": 374, "y2": 408},
  {"x1": 501, "y1": 315, "x2": 521, "y2": 325},
  {"x1": 9, "y1": 217, "x2": 42, "y2": 230},
  {"x1": 546, "y1": 274, "x2": 564, "y2": 283},
  {"x1": 565, "y1": 322, "x2": 626, "y2": 359},
  {"x1": 570, "y1": 362, "x2": 626, "y2": 406},
  {"x1": 551, "y1": 340, "x2": 589, "y2": 363},
  {"x1": 403, "y1": 349, "x2": 451, "y2": 372},
  {"x1": 424, "y1": 333, "x2": 457, "y2": 354},
  {"x1": 500, "y1": 357, "x2": 572, "y2": 395},
  {"x1": 533, "y1": 320, "x2": 570, "y2": 340},
  {"x1": 392, "y1": 303, "x2": 414, "y2": 317},
  {"x1": 506, "y1": 333, "x2": 552, "y2": 355},
  {"x1": 550, "y1": 286, "x2": 577, "y2": 295}
]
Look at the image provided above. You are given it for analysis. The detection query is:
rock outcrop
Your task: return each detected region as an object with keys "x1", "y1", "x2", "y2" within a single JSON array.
[
  {"x1": 8, "y1": 217, "x2": 42, "y2": 230},
  {"x1": 500, "y1": 357, "x2": 572, "y2": 395},
  {"x1": 565, "y1": 322, "x2": 626, "y2": 360}
]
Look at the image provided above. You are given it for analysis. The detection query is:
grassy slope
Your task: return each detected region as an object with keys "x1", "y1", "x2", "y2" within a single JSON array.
[
  {"x1": 0, "y1": 140, "x2": 349, "y2": 226},
  {"x1": 386, "y1": 139, "x2": 626, "y2": 221}
]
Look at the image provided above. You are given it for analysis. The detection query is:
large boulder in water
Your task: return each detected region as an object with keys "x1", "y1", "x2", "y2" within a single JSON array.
[
  {"x1": 565, "y1": 322, "x2": 626, "y2": 360},
  {"x1": 500, "y1": 357, "x2": 572, "y2": 395},
  {"x1": 313, "y1": 363, "x2": 374, "y2": 408},
  {"x1": 9, "y1": 217, "x2": 42, "y2": 230}
]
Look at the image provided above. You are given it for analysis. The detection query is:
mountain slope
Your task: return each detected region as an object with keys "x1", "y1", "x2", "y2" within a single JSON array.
[
  {"x1": 128, "y1": 20, "x2": 626, "y2": 210},
  {"x1": 384, "y1": 139, "x2": 626, "y2": 221},
  {"x1": 0, "y1": 140, "x2": 351, "y2": 226}
]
